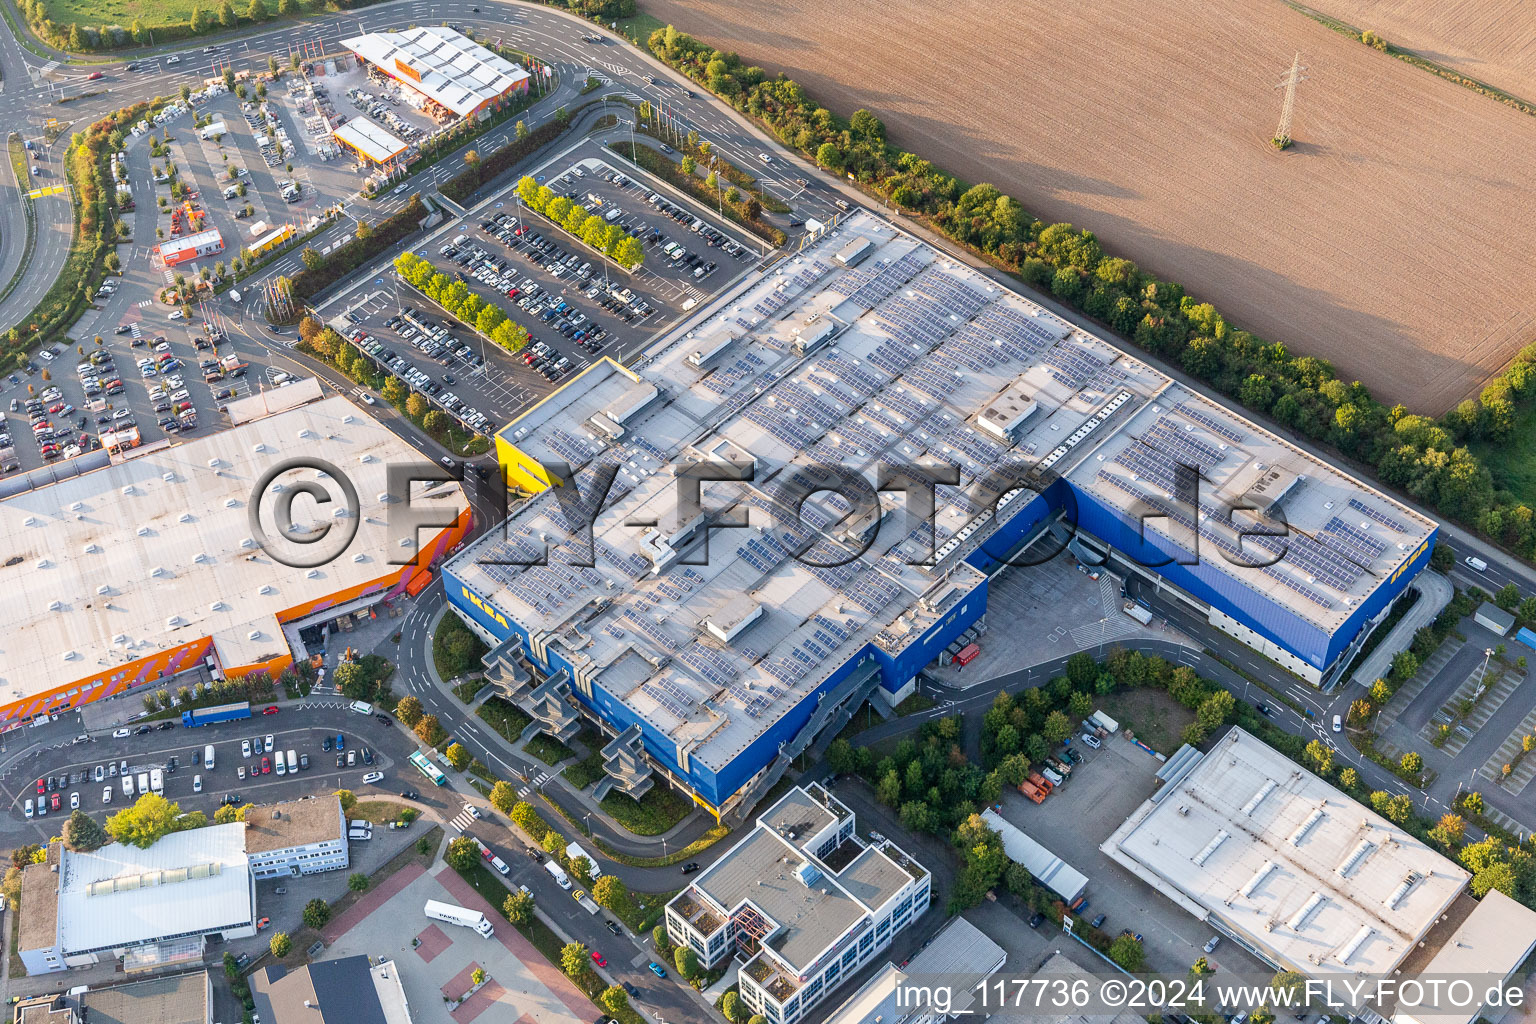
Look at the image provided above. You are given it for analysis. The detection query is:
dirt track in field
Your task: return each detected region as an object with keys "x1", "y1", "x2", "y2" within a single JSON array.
[
  {"x1": 638, "y1": 0, "x2": 1536, "y2": 413},
  {"x1": 1305, "y1": 0, "x2": 1536, "y2": 100}
]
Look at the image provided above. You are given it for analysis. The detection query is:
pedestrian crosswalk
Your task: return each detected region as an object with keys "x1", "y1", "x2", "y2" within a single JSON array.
[
  {"x1": 128, "y1": 323, "x2": 143, "y2": 339},
  {"x1": 447, "y1": 806, "x2": 480, "y2": 834},
  {"x1": 135, "y1": 300, "x2": 152, "y2": 308},
  {"x1": 516, "y1": 771, "x2": 550, "y2": 799}
]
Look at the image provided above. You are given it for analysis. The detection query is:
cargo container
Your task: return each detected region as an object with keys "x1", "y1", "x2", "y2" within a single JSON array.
[
  {"x1": 1018, "y1": 779, "x2": 1047, "y2": 803},
  {"x1": 955, "y1": 643, "x2": 980, "y2": 667}
]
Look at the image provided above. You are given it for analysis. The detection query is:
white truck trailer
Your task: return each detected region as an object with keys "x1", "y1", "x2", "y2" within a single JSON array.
[{"x1": 424, "y1": 900, "x2": 494, "y2": 938}]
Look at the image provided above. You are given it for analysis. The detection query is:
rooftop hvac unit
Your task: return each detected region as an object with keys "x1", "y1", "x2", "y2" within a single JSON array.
[
  {"x1": 162, "y1": 472, "x2": 176, "y2": 483},
  {"x1": 252, "y1": 443, "x2": 269, "y2": 453},
  {"x1": 97, "y1": 584, "x2": 111, "y2": 595},
  {"x1": 225, "y1": 498, "x2": 240, "y2": 508},
  {"x1": 122, "y1": 485, "x2": 137, "y2": 496},
  {"x1": 179, "y1": 512, "x2": 194, "y2": 523},
  {"x1": 137, "y1": 526, "x2": 152, "y2": 536}
]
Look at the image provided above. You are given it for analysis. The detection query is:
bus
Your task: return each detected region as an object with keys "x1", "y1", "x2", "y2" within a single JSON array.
[{"x1": 409, "y1": 751, "x2": 447, "y2": 786}]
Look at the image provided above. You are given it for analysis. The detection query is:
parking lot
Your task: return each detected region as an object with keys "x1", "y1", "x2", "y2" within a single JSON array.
[
  {"x1": 10, "y1": 710, "x2": 400, "y2": 825},
  {"x1": 320, "y1": 144, "x2": 761, "y2": 438}
]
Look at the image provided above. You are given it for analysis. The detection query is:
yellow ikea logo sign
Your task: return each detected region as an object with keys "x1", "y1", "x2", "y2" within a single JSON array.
[
  {"x1": 461, "y1": 586, "x2": 508, "y2": 630},
  {"x1": 1391, "y1": 540, "x2": 1429, "y2": 585}
]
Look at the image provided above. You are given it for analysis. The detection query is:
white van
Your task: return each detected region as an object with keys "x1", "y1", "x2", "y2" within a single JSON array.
[
  {"x1": 204, "y1": 744, "x2": 215, "y2": 771},
  {"x1": 122, "y1": 775, "x2": 134, "y2": 797},
  {"x1": 285, "y1": 750, "x2": 296, "y2": 774},
  {"x1": 136, "y1": 772, "x2": 150, "y2": 795},
  {"x1": 150, "y1": 768, "x2": 164, "y2": 795},
  {"x1": 275, "y1": 753, "x2": 286, "y2": 776},
  {"x1": 349, "y1": 700, "x2": 375, "y2": 716},
  {"x1": 1465, "y1": 556, "x2": 1489, "y2": 572}
]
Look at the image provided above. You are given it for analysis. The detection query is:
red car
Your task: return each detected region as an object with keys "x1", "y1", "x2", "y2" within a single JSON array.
[
  {"x1": 591, "y1": 950, "x2": 607, "y2": 968},
  {"x1": 50, "y1": 793, "x2": 61, "y2": 811},
  {"x1": 88, "y1": 71, "x2": 103, "y2": 80},
  {"x1": 35, "y1": 778, "x2": 44, "y2": 794},
  {"x1": 47, "y1": 403, "x2": 64, "y2": 414},
  {"x1": 262, "y1": 706, "x2": 280, "y2": 715},
  {"x1": 260, "y1": 756, "x2": 271, "y2": 774}
]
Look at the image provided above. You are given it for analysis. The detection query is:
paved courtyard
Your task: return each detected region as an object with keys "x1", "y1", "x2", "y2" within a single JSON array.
[
  {"x1": 991, "y1": 733, "x2": 1279, "y2": 983},
  {"x1": 929, "y1": 551, "x2": 1191, "y2": 689},
  {"x1": 323, "y1": 864, "x2": 590, "y2": 1024}
]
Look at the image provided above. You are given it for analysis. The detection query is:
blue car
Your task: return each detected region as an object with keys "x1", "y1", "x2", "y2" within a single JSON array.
[
  {"x1": 648, "y1": 962, "x2": 667, "y2": 978},
  {"x1": 335, "y1": 733, "x2": 345, "y2": 750}
]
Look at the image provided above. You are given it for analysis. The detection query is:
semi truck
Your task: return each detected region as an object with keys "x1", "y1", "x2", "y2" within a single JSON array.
[
  {"x1": 182, "y1": 701, "x2": 251, "y2": 727},
  {"x1": 565, "y1": 842, "x2": 602, "y2": 879},
  {"x1": 423, "y1": 900, "x2": 494, "y2": 938}
]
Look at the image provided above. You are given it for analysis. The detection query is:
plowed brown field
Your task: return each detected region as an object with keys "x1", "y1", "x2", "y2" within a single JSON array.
[
  {"x1": 1305, "y1": 0, "x2": 1536, "y2": 100},
  {"x1": 639, "y1": 0, "x2": 1536, "y2": 413}
]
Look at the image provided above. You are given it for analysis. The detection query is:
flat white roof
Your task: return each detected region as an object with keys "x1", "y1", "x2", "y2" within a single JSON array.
[
  {"x1": 1396, "y1": 891, "x2": 1536, "y2": 1024},
  {"x1": 56, "y1": 823, "x2": 253, "y2": 954},
  {"x1": 980, "y1": 808, "x2": 1088, "y2": 902},
  {"x1": 0, "y1": 384, "x2": 466, "y2": 718},
  {"x1": 341, "y1": 26, "x2": 530, "y2": 117},
  {"x1": 1102, "y1": 727, "x2": 1468, "y2": 977},
  {"x1": 333, "y1": 119, "x2": 408, "y2": 163},
  {"x1": 159, "y1": 228, "x2": 223, "y2": 258}
]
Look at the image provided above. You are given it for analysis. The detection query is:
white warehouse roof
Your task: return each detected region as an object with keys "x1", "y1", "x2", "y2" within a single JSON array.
[
  {"x1": 980, "y1": 808, "x2": 1087, "y2": 902},
  {"x1": 0, "y1": 382, "x2": 467, "y2": 720},
  {"x1": 1102, "y1": 727, "x2": 1468, "y2": 977},
  {"x1": 55, "y1": 823, "x2": 254, "y2": 955},
  {"x1": 341, "y1": 26, "x2": 530, "y2": 117}
]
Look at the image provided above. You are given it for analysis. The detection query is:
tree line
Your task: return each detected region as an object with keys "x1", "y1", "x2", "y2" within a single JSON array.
[
  {"x1": 513, "y1": 175, "x2": 645, "y2": 270},
  {"x1": 644, "y1": 24, "x2": 1536, "y2": 567}
]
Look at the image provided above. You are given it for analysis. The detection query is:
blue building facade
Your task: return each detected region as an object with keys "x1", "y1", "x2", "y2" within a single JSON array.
[{"x1": 446, "y1": 472, "x2": 1431, "y2": 813}]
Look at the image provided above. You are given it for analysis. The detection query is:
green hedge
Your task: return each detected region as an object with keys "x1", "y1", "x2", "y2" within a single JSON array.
[
  {"x1": 288, "y1": 195, "x2": 426, "y2": 303},
  {"x1": 439, "y1": 117, "x2": 569, "y2": 206},
  {"x1": 643, "y1": 24, "x2": 1536, "y2": 567},
  {"x1": 3, "y1": 104, "x2": 150, "y2": 365}
]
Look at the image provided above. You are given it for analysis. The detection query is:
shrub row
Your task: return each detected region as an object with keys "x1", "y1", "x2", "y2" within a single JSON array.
[
  {"x1": 610, "y1": 139, "x2": 784, "y2": 246},
  {"x1": 439, "y1": 116, "x2": 569, "y2": 206},
  {"x1": 3, "y1": 104, "x2": 152, "y2": 367},
  {"x1": 393, "y1": 251, "x2": 530, "y2": 352},
  {"x1": 643, "y1": 24, "x2": 1536, "y2": 566},
  {"x1": 287, "y1": 194, "x2": 427, "y2": 303},
  {"x1": 512, "y1": 175, "x2": 644, "y2": 269}
]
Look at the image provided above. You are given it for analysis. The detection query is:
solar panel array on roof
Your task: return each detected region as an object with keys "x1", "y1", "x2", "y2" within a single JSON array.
[
  {"x1": 1348, "y1": 497, "x2": 1407, "y2": 533},
  {"x1": 1176, "y1": 402, "x2": 1246, "y2": 443}
]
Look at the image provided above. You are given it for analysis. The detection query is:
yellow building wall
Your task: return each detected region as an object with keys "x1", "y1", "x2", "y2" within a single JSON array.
[{"x1": 493, "y1": 357, "x2": 642, "y2": 495}]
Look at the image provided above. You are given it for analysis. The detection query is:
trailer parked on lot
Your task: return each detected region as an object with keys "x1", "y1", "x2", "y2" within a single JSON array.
[
  {"x1": 424, "y1": 900, "x2": 494, "y2": 937},
  {"x1": 182, "y1": 701, "x2": 251, "y2": 727}
]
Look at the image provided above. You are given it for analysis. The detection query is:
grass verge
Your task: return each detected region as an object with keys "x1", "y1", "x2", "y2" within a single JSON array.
[
  {"x1": 562, "y1": 744, "x2": 606, "y2": 789},
  {"x1": 478, "y1": 696, "x2": 533, "y2": 743},
  {"x1": 527, "y1": 732, "x2": 574, "y2": 765},
  {"x1": 592, "y1": 823, "x2": 732, "y2": 868},
  {"x1": 599, "y1": 785, "x2": 693, "y2": 837}
]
